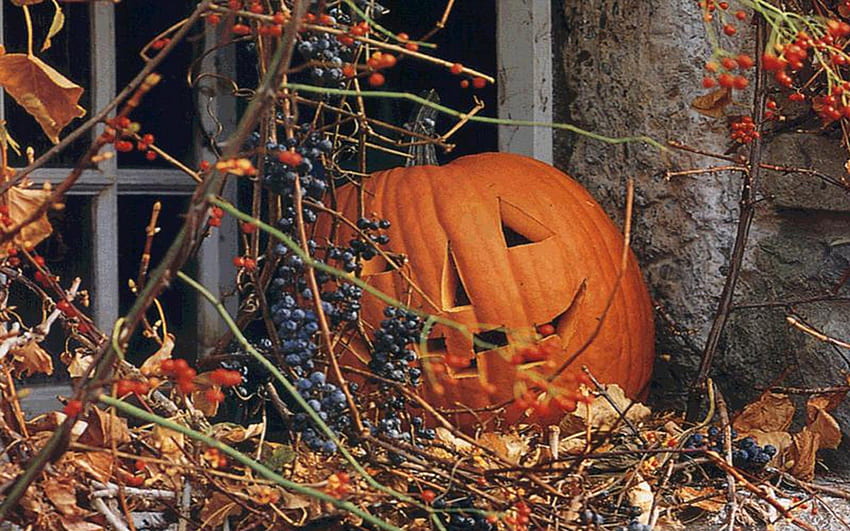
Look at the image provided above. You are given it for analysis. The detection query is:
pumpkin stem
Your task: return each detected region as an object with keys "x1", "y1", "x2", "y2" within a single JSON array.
[{"x1": 405, "y1": 89, "x2": 440, "y2": 167}]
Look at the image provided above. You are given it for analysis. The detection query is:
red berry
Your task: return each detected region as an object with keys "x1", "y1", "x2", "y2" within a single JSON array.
[
  {"x1": 705, "y1": 61, "x2": 719, "y2": 73},
  {"x1": 242, "y1": 257, "x2": 257, "y2": 271},
  {"x1": 115, "y1": 140, "x2": 133, "y2": 152},
  {"x1": 56, "y1": 299, "x2": 73, "y2": 314},
  {"x1": 722, "y1": 24, "x2": 736, "y2": 36},
  {"x1": 537, "y1": 323, "x2": 556, "y2": 336},
  {"x1": 459, "y1": 79, "x2": 470, "y2": 89},
  {"x1": 277, "y1": 150, "x2": 304, "y2": 167},
  {"x1": 368, "y1": 72, "x2": 385, "y2": 87},
  {"x1": 134, "y1": 459, "x2": 147, "y2": 472},
  {"x1": 211, "y1": 368, "x2": 243, "y2": 387},
  {"x1": 142, "y1": 133, "x2": 155, "y2": 144},
  {"x1": 232, "y1": 23, "x2": 251, "y2": 35},
  {"x1": 228, "y1": 0, "x2": 241, "y2": 9},
  {"x1": 736, "y1": 54, "x2": 754, "y2": 69},
  {"x1": 717, "y1": 73, "x2": 734, "y2": 88},
  {"x1": 33, "y1": 255, "x2": 45, "y2": 267},
  {"x1": 404, "y1": 42, "x2": 419, "y2": 52},
  {"x1": 160, "y1": 358, "x2": 176, "y2": 375},
  {"x1": 720, "y1": 57, "x2": 737, "y2": 70},
  {"x1": 207, "y1": 14, "x2": 221, "y2": 25},
  {"x1": 732, "y1": 75, "x2": 749, "y2": 90},
  {"x1": 397, "y1": 32, "x2": 409, "y2": 42},
  {"x1": 472, "y1": 77, "x2": 487, "y2": 89},
  {"x1": 205, "y1": 388, "x2": 225, "y2": 404},
  {"x1": 125, "y1": 475, "x2": 144, "y2": 487},
  {"x1": 211, "y1": 206, "x2": 224, "y2": 218},
  {"x1": 449, "y1": 63, "x2": 463, "y2": 75},
  {"x1": 248, "y1": 2, "x2": 264, "y2": 14},
  {"x1": 735, "y1": 10, "x2": 747, "y2": 21},
  {"x1": 342, "y1": 64, "x2": 356, "y2": 78},
  {"x1": 241, "y1": 221, "x2": 258, "y2": 234},
  {"x1": 266, "y1": 24, "x2": 283, "y2": 37},
  {"x1": 420, "y1": 489, "x2": 437, "y2": 503},
  {"x1": 272, "y1": 12, "x2": 286, "y2": 25},
  {"x1": 116, "y1": 379, "x2": 135, "y2": 396},
  {"x1": 209, "y1": 217, "x2": 222, "y2": 228},
  {"x1": 145, "y1": 150, "x2": 157, "y2": 161},
  {"x1": 379, "y1": 54, "x2": 397, "y2": 68},
  {"x1": 761, "y1": 53, "x2": 786, "y2": 72},
  {"x1": 702, "y1": 76, "x2": 717, "y2": 88},
  {"x1": 64, "y1": 400, "x2": 83, "y2": 417}
]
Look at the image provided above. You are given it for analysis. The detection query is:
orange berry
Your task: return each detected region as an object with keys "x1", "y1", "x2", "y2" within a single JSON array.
[
  {"x1": 449, "y1": 63, "x2": 463, "y2": 75},
  {"x1": 368, "y1": 72, "x2": 385, "y2": 87}
]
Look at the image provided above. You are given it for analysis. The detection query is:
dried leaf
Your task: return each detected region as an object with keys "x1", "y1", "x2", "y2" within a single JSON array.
[
  {"x1": 0, "y1": 120, "x2": 21, "y2": 156},
  {"x1": 64, "y1": 349, "x2": 93, "y2": 378},
  {"x1": 211, "y1": 422, "x2": 265, "y2": 444},
  {"x1": 733, "y1": 392, "x2": 794, "y2": 433},
  {"x1": 78, "y1": 406, "x2": 130, "y2": 447},
  {"x1": 150, "y1": 424, "x2": 184, "y2": 458},
  {"x1": 1, "y1": 186, "x2": 54, "y2": 255},
  {"x1": 787, "y1": 427, "x2": 820, "y2": 481},
  {"x1": 808, "y1": 391, "x2": 847, "y2": 413},
  {"x1": 10, "y1": 0, "x2": 46, "y2": 5},
  {"x1": 10, "y1": 339, "x2": 53, "y2": 377},
  {"x1": 675, "y1": 486, "x2": 725, "y2": 512},
  {"x1": 74, "y1": 451, "x2": 114, "y2": 482},
  {"x1": 691, "y1": 87, "x2": 732, "y2": 118},
  {"x1": 191, "y1": 385, "x2": 221, "y2": 417},
  {"x1": 559, "y1": 384, "x2": 651, "y2": 435},
  {"x1": 0, "y1": 52, "x2": 85, "y2": 143},
  {"x1": 139, "y1": 334, "x2": 174, "y2": 376},
  {"x1": 41, "y1": 0, "x2": 65, "y2": 52},
  {"x1": 61, "y1": 521, "x2": 103, "y2": 531},
  {"x1": 807, "y1": 398, "x2": 842, "y2": 450},
  {"x1": 200, "y1": 491, "x2": 243, "y2": 528},
  {"x1": 44, "y1": 479, "x2": 79, "y2": 516},
  {"x1": 747, "y1": 429, "x2": 793, "y2": 461},
  {"x1": 627, "y1": 477, "x2": 654, "y2": 525}
]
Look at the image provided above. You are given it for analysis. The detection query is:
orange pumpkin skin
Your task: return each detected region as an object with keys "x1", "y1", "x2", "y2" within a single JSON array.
[{"x1": 319, "y1": 153, "x2": 654, "y2": 427}]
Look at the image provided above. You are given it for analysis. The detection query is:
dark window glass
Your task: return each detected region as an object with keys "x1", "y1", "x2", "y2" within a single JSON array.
[
  {"x1": 115, "y1": 3, "x2": 195, "y2": 167},
  {"x1": 118, "y1": 195, "x2": 198, "y2": 364},
  {"x1": 2, "y1": 2, "x2": 91, "y2": 166},
  {"x1": 12, "y1": 195, "x2": 94, "y2": 384}
]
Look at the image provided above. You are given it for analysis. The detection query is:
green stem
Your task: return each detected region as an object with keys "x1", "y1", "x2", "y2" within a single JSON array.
[
  {"x1": 340, "y1": 0, "x2": 435, "y2": 48},
  {"x1": 99, "y1": 395, "x2": 402, "y2": 531},
  {"x1": 281, "y1": 84, "x2": 665, "y2": 151}
]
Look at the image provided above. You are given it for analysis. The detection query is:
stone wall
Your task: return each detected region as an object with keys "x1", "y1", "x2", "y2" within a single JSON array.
[{"x1": 552, "y1": 0, "x2": 850, "y2": 455}]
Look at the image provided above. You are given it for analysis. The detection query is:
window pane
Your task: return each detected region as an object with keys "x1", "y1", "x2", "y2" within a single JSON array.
[
  {"x1": 2, "y1": 2, "x2": 91, "y2": 166},
  {"x1": 366, "y1": 0, "x2": 497, "y2": 168},
  {"x1": 118, "y1": 195, "x2": 198, "y2": 364},
  {"x1": 115, "y1": 4, "x2": 195, "y2": 168},
  {"x1": 11, "y1": 195, "x2": 94, "y2": 385}
]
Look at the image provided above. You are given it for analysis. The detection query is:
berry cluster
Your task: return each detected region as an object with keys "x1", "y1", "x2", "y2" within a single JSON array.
[
  {"x1": 432, "y1": 495, "x2": 496, "y2": 531},
  {"x1": 730, "y1": 115, "x2": 759, "y2": 143},
  {"x1": 368, "y1": 307, "x2": 422, "y2": 385},
  {"x1": 100, "y1": 116, "x2": 158, "y2": 161},
  {"x1": 684, "y1": 427, "x2": 777, "y2": 470}
]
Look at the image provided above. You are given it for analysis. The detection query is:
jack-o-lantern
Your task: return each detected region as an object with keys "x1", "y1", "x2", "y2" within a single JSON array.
[{"x1": 318, "y1": 152, "x2": 654, "y2": 426}]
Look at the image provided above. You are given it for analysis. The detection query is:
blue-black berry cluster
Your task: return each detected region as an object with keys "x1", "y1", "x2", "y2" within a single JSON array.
[
  {"x1": 684, "y1": 427, "x2": 777, "y2": 471},
  {"x1": 297, "y1": 33, "x2": 353, "y2": 87},
  {"x1": 433, "y1": 496, "x2": 495, "y2": 531},
  {"x1": 368, "y1": 306, "x2": 423, "y2": 385}
]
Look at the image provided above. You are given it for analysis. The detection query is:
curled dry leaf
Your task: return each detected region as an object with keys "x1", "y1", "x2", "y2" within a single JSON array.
[
  {"x1": 43, "y1": 478, "x2": 80, "y2": 517},
  {"x1": 732, "y1": 392, "x2": 794, "y2": 433},
  {"x1": 10, "y1": 338, "x2": 53, "y2": 377},
  {"x1": 787, "y1": 427, "x2": 820, "y2": 481},
  {"x1": 559, "y1": 384, "x2": 651, "y2": 435},
  {"x1": 210, "y1": 422, "x2": 265, "y2": 444},
  {"x1": 806, "y1": 396, "x2": 842, "y2": 450},
  {"x1": 690, "y1": 87, "x2": 732, "y2": 118},
  {"x1": 191, "y1": 384, "x2": 222, "y2": 417},
  {"x1": 63, "y1": 348, "x2": 94, "y2": 378},
  {"x1": 41, "y1": 0, "x2": 65, "y2": 52},
  {"x1": 675, "y1": 486, "x2": 725, "y2": 512},
  {"x1": 478, "y1": 432, "x2": 529, "y2": 464},
  {"x1": 0, "y1": 186, "x2": 54, "y2": 256},
  {"x1": 627, "y1": 477, "x2": 655, "y2": 525},
  {"x1": 78, "y1": 406, "x2": 130, "y2": 447},
  {"x1": 0, "y1": 52, "x2": 85, "y2": 143},
  {"x1": 139, "y1": 333, "x2": 174, "y2": 376}
]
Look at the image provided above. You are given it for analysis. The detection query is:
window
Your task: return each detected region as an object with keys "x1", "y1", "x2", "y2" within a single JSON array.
[{"x1": 0, "y1": 3, "x2": 237, "y2": 365}]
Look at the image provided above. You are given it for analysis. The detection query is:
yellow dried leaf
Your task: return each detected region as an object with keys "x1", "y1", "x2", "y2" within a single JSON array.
[
  {"x1": 64, "y1": 349, "x2": 93, "y2": 378},
  {"x1": 0, "y1": 52, "x2": 85, "y2": 143},
  {"x1": 732, "y1": 392, "x2": 794, "y2": 433},
  {"x1": 0, "y1": 186, "x2": 54, "y2": 256},
  {"x1": 139, "y1": 333, "x2": 174, "y2": 376},
  {"x1": 787, "y1": 427, "x2": 819, "y2": 481},
  {"x1": 150, "y1": 424, "x2": 184, "y2": 457},
  {"x1": 41, "y1": 0, "x2": 65, "y2": 52},
  {"x1": 807, "y1": 398, "x2": 842, "y2": 450},
  {"x1": 211, "y1": 422, "x2": 265, "y2": 444},
  {"x1": 10, "y1": 339, "x2": 53, "y2": 377},
  {"x1": 43, "y1": 479, "x2": 79, "y2": 516},
  {"x1": 560, "y1": 384, "x2": 651, "y2": 434},
  {"x1": 675, "y1": 485, "x2": 725, "y2": 512},
  {"x1": 691, "y1": 87, "x2": 732, "y2": 118}
]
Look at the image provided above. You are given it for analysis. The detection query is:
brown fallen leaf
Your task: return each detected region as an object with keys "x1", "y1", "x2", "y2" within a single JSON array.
[
  {"x1": 0, "y1": 52, "x2": 85, "y2": 143},
  {"x1": 787, "y1": 427, "x2": 820, "y2": 481},
  {"x1": 43, "y1": 478, "x2": 80, "y2": 517},
  {"x1": 732, "y1": 392, "x2": 794, "y2": 433},
  {"x1": 41, "y1": 0, "x2": 65, "y2": 52},
  {"x1": 560, "y1": 384, "x2": 651, "y2": 435},
  {"x1": 210, "y1": 422, "x2": 265, "y2": 444},
  {"x1": 675, "y1": 485, "x2": 725, "y2": 512},
  {"x1": 191, "y1": 384, "x2": 222, "y2": 417},
  {"x1": 808, "y1": 392, "x2": 847, "y2": 413},
  {"x1": 73, "y1": 451, "x2": 114, "y2": 483},
  {"x1": 63, "y1": 348, "x2": 94, "y2": 378},
  {"x1": 200, "y1": 491, "x2": 243, "y2": 528},
  {"x1": 10, "y1": 338, "x2": 53, "y2": 377},
  {"x1": 60, "y1": 520, "x2": 104, "y2": 531},
  {"x1": 691, "y1": 87, "x2": 732, "y2": 118},
  {"x1": 11, "y1": 0, "x2": 46, "y2": 5},
  {"x1": 807, "y1": 397, "x2": 842, "y2": 450},
  {"x1": 1, "y1": 186, "x2": 54, "y2": 255},
  {"x1": 139, "y1": 333, "x2": 174, "y2": 376},
  {"x1": 78, "y1": 406, "x2": 130, "y2": 447}
]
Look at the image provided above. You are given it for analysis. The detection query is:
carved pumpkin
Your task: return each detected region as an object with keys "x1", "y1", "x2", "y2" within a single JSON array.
[{"x1": 320, "y1": 152, "x2": 654, "y2": 426}]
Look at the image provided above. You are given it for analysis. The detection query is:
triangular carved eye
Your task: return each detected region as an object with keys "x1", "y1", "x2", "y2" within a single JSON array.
[
  {"x1": 473, "y1": 328, "x2": 509, "y2": 353},
  {"x1": 441, "y1": 243, "x2": 472, "y2": 309},
  {"x1": 499, "y1": 198, "x2": 554, "y2": 248}
]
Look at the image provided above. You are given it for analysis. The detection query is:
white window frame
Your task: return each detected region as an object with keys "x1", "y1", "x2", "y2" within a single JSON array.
[
  {"x1": 0, "y1": 4, "x2": 238, "y2": 348},
  {"x1": 496, "y1": 0, "x2": 553, "y2": 164}
]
